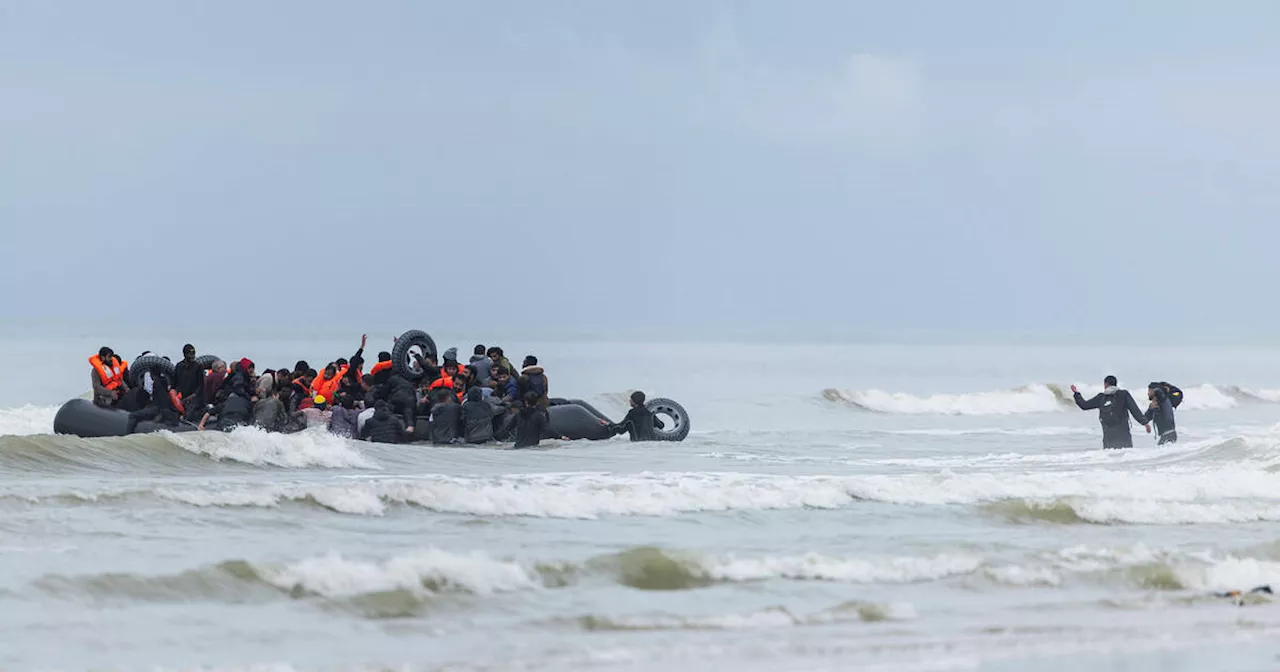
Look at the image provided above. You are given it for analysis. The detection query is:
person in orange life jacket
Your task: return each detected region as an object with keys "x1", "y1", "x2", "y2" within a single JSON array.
[
  {"x1": 124, "y1": 370, "x2": 185, "y2": 434},
  {"x1": 441, "y1": 348, "x2": 468, "y2": 380},
  {"x1": 311, "y1": 362, "x2": 347, "y2": 401},
  {"x1": 90, "y1": 346, "x2": 129, "y2": 408},
  {"x1": 369, "y1": 351, "x2": 394, "y2": 386},
  {"x1": 517, "y1": 355, "x2": 550, "y2": 408},
  {"x1": 291, "y1": 370, "x2": 318, "y2": 411}
]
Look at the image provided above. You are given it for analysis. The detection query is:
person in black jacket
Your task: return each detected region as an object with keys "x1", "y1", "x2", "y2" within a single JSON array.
[
  {"x1": 513, "y1": 391, "x2": 551, "y2": 448},
  {"x1": 124, "y1": 371, "x2": 183, "y2": 434},
  {"x1": 1138, "y1": 382, "x2": 1178, "y2": 445},
  {"x1": 429, "y1": 389, "x2": 463, "y2": 444},
  {"x1": 1071, "y1": 375, "x2": 1149, "y2": 449},
  {"x1": 171, "y1": 344, "x2": 205, "y2": 408},
  {"x1": 361, "y1": 400, "x2": 409, "y2": 444},
  {"x1": 198, "y1": 390, "x2": 254, "y2": 431},
  {"x1": 460, "y1": 387, "x2": 495, "y2": 444},
  {"x1": 382, "y1": 370, "x2": 419, "y2": 436},
  {"x1": 607, "y1": 391, "x2": 665, "y2": 442}
]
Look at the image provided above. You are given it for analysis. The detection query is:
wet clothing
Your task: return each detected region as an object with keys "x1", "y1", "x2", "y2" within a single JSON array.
[
  {"x1": 1139, "y1": 389, "x2": 1178, "y2": 445},
  {"x1": 513, "y1": 406, "x2": 550, "y2": 448},
  {"x1": 460, "y1": 390, "x2": 495, "y2": 443},
  {"x1": 91, "y1": 370, "x2": 119, "y2": 408},
  {"x1": 329, "y1": 405, "x2": 361, "y2": 438},
  {"x1": 218, "y1": 367, "x2": 254, "y2": 403},
  {"x1": 429, "y1": 401, "x2": 463, "y2": 444},
  {"x1": 383, "y1": 372, "x2": 419, "y2": 431},
  {"x1": 361, "y1": 406, "x2": 408, "y2": 444},
  {"x1": 608, "y1": 405, "x2": 666, "y2": 442},
  {"x1": 172, "y1": 358, "x2": 205, "y2": 401},
  {"x1": 1074, "y1": 387, "x2": 1147, "y2": 449},
  {"x1": 124, "y1": 376, "x2": 181, "y2": 433},
  {"x1": 215, "y1": 393, "x2": 254, "y2": 430},
  {"x1": 253, "y1": 396, "x2": 289, "y2": 432}
]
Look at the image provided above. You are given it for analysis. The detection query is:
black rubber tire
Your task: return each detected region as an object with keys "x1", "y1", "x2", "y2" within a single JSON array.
[
  {"x1": 195, "y1": 355, "x2": 221, "y2": 370},
  {"x1": 646, "y1": 397, "x2": 690, "y2": 442},
  {"x1": 127, "y1": 355, "x2": 175, "y2": 387},
  {"x1": 391, "y1": 329, "x2": 438, "y2": 382}
]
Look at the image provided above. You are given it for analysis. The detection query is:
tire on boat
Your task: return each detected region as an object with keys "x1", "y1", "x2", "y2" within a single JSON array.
[
  {"x1": 646, "y1": 397, "x2": 690, "y2": 442},
  {"x1": 195, "y1": 354, "x2": 221, "y2": 370},
  {"x1": 391, "y1": 329, "x2": 438, "y2": 383},
  {"x1": 127, "y1": 355, "x2": 175, "y2": 387}
]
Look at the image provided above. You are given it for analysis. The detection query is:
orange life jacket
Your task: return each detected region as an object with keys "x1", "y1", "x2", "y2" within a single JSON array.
[
  {"x1": 169, "y1": 389, "x2": 185, "y2": 414},
  {"x1": 370, "y1": 361, "x2": 393, "y2": 376},
  {"x1": 310, "y1": 365, "x2": 348, "y2": 400},
  {"x1": 294, "y1": 379, "x2": 315, "y2": 409},
  {"x1": 89, "y1": 355, "x2": 128, "y2": 390},
  {"x1": 428, "y1": 373, "x2": 466, "y2": 401}
]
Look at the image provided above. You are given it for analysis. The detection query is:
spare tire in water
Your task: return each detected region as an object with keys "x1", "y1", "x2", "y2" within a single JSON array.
[
  {"x1": 127, "y1": 355, "x2": 176, "y2": 387},
  {"x1": 646, "y1": 397, "x2": 690, "y2": 442},
  {"x1": 195, "y1": 355, "x2": 221, "y2": 370},
  {"x1": 391, "y1": 329, "x2": 438, "y2": 382}
]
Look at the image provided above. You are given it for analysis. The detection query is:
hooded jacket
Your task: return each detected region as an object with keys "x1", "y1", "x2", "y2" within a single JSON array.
[
  {"x1": 460, "y1": 388, "x2": 495, "y2": 443},
  {"x1": 517, "y1": 366, "x2": 549, "y2": 407},
  {"x1": 329, "y1": 404, "x2": 361, "y2": 438},
  {"x1": 513, "y1": 405, "x2": 550, "y2": 448},
  {"x1": 361, "y1": 404, "x2": 408, "y2": 444},
  {"x1": 429, "y1": 398, "x2": 463, "y2": 444},
  {"x1": 469, "y1": 355, "x2": 494, "y2": 386},
  {"x1": 1074, "y1": 386, "x2": 1147, "y2": 448}
]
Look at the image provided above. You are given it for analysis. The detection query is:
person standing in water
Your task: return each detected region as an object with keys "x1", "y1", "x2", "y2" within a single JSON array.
[
  {"x1": 1071, "y1": 375, "x2": 1149, "y2": 449},
  {"x1": 1138, "y1": 382, "x2": 1178, "y2": 445}
]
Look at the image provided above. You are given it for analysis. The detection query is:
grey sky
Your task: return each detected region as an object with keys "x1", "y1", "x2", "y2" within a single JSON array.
[{"x1": 3, "y1": 2, "x2": 1279, "y2": 336}]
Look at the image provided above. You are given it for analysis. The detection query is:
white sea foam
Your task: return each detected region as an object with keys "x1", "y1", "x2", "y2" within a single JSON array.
[
  {"x1": 255, "y1": 548, "x2": 541, "y2": 598},
  {"x1": 0, "y1": 404, "x2": 60, "y2": 436},
  {"x1": 704, "y1": 552, "x2": 982, "y2": 584},
  {"x1": 827, "y1": 384, "x2": 1065, "y2": 415},
  {"x1": 163, "y1": 425, "x2": 377, "y2": 469}
]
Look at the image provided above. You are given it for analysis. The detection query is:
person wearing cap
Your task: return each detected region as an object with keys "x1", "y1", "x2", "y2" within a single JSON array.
[
  {"x1": 302, "y1": 394, "x2": 332, "y2": 427},
  {"x1": 172, "y1": 344, "x2": 205, "y2": 410}
]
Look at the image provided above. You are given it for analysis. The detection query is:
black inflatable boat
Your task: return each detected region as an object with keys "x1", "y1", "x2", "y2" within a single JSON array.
[{"x1": 53, "y1": 329, "x2": 691, "y2": 442}]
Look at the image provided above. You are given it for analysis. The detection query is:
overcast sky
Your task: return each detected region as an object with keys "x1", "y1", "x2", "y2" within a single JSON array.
[{"x1": 3, "y1": 1, "x2": 1279, "y2": 338}]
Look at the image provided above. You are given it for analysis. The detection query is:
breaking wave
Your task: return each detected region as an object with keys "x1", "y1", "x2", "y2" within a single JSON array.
[
  {"x1": 28, "y1": 544, "x2": 1280, "y2": 618},
  {"x1": 0, "y1": 425, "x2": 376, "y2": 473},
  {"x1": 823, "y1": 383, "x2": 1259, "y2": 415}
]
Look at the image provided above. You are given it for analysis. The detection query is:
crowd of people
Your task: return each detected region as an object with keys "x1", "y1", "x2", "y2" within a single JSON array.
[{"x1": 88, "y1": 334, "x2": 664, "y2": 446}]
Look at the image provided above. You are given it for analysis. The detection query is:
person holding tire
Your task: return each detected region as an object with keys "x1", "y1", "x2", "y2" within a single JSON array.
[{"x1": 606, "y1": 391, "x2": 666, "y2": 442}]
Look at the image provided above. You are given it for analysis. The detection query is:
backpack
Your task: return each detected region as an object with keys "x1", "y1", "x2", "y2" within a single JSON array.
[
  {"x1": 1098, "y1": 391, "x2": 1127, "y2": 426},
  {"x1": 1163, "y1": 382, "x2": 1183, "y2": 409}
]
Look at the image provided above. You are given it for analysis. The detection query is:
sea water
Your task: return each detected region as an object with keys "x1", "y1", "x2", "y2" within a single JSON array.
[{"x1": 4, "y1": 335, "x2": 1280, "y2": 671}]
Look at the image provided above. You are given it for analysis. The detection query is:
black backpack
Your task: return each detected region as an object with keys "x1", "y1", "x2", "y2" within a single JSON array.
[
  {"x1": 1098, "y1": 392, "x2": 1127, "y2": 425},
  {"x1": 1153, "y1": 382, "x2": 1184, "y2": 409}
]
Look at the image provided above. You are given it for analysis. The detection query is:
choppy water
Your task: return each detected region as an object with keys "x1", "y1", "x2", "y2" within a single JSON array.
[{"x1": 6, "y1": 337, "x2": 1280, "y2": 671}]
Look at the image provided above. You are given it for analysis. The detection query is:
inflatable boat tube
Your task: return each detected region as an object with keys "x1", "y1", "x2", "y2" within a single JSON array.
[
  {"x1": 53, "y1": 398, "x2": 198, "y2": 437},
  {"x1": 392, "y1": 329, "x2": 438, "y2": 383},
  {"x1": 547, "y1": 403, "x2": 614, "y2": 440}
]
